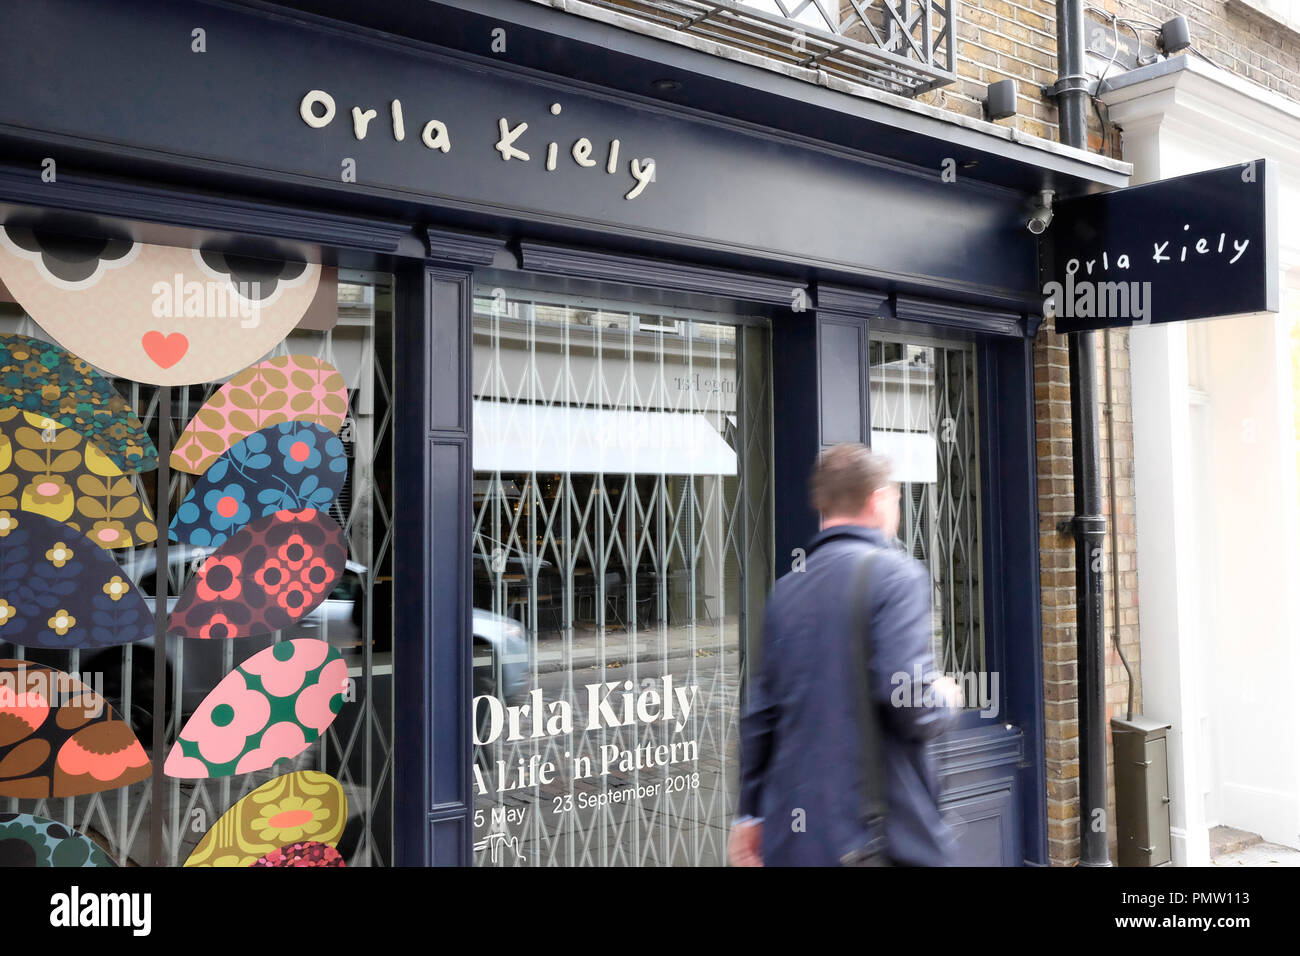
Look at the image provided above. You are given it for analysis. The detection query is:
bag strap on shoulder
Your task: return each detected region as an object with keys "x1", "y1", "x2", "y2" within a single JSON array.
[{"x1": 849, "y1": 547, "x2": 889, "y2": 831}]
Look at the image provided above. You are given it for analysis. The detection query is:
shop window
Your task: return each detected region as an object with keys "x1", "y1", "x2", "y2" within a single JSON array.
[
  {"x1": 469, "y1": 285, "x2": 772, "y2": 866},
  {"x1": 0, "y1": 218, "x2": 394, "y2": 866},
  {"x1": 868, "y1": 334, "x2": 985, "y2": 685}
]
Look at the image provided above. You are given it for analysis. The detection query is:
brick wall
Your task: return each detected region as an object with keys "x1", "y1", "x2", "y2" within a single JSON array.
[
  {"x1": 918, "y1": 0, "x2": 1300, "y2": 148},
  {"x1": 919, "y1": 0, "x2": 1063, "y2": 140},
  {"x1": 1111, "y1": 0, "x2": 1300, "y2": 99},
  {"x1": 1033, "y1": 328, "x2": 1081, "y2": 863},
  {"x1": 1033, "y1": 326, "x2": 1142, "y2": 866}
]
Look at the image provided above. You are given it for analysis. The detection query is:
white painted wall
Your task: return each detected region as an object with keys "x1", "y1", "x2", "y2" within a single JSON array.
[{"x1": 1102, "y1": 55, "x2": 1300, "y2": 860}]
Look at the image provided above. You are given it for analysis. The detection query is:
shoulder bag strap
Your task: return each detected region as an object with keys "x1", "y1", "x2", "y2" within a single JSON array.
[{"x1": 849, "y1": 547, "x2": 890, "y2": 836}]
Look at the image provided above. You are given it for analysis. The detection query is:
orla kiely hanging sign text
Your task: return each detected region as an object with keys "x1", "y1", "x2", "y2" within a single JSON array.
[
  {"x1": 299, "y1": 90, "x2": 657, "y2": 201},
  {"x1": 1045, "y1": 159, "x2": 1278, "y2": 333}
]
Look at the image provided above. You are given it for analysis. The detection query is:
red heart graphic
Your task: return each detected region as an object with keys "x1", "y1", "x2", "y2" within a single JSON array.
[{"x1": 142, "y1": 331, "x2": 189, "y2": 369}]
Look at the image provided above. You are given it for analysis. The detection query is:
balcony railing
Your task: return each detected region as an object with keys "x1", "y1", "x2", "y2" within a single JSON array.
[{"x1": 559, "y1": 0, "x2": 958, "y2": 96}]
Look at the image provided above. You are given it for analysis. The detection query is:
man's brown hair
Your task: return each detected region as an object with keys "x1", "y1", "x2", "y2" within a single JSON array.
[{"x1": 809, "y1": 443, "x2": 894, "y2": 517}]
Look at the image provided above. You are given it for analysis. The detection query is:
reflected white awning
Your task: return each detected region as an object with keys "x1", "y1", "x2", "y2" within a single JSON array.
[
  {"x1": 473, "y1": 399, "x2": 737, "y2": 476},
  {"x1": 871, "y1": 430, "x2": 938, "y2": 484}
]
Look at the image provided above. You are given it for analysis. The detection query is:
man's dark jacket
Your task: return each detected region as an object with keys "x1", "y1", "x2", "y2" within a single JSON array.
[{"x1": 737, "y1": 524, "x2": 960, "y2": 866}]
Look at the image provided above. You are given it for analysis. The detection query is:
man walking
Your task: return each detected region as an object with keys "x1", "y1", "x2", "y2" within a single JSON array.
[{"x1": 730, "y1": 443, "x2": 962, "y2": 867}]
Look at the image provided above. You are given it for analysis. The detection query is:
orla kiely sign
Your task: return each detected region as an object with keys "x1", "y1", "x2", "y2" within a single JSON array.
[
  {"x1": 298, "y1": 90, "x2": 658, "y2": 201},
  {"x1": 0, "y1": 0, "x2": 1044, "y2": 299},
  {"x1": 470, "y1": 674, "x2": 706, "y2": 864},
  {"x1": 472, "y1": 676, "x2": 699, "y2": 795},
  {"x1": 1045, "y1": 159, "x2": 1278, "y2": 332}
]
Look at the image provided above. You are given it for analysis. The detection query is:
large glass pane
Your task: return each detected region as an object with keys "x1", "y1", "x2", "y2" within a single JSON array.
[
  {"x1": 869, "y1": 335, "x2": 984, "y2": 686},
  {"x1": 470, "y1": 286, "x2": 772, "y2": 866},
  {"x1": 0, "y1": 221, "x2": 395, "y2": 866}
]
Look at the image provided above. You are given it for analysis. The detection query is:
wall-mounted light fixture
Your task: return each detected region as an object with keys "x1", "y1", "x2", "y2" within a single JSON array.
[
  {"x1": 984, "y1": 79, "x2": 1017, "y2": 121},
  {"x1": 1159, "y1": 16, "x2": 1191, "y2": 55}
]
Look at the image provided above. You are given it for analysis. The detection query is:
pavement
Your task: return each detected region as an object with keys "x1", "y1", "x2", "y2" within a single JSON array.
[{"x1": 1210, "y1": 826, "x2": 1300, "y2": 866}]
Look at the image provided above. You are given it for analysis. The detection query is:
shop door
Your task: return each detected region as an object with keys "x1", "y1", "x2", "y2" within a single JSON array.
[
  {"x1": 869, "y1": 331, "x2": 1030, "y2": 866},
  {"x1": 469, "y1": 286, "x2": 773, "y2": 867}
]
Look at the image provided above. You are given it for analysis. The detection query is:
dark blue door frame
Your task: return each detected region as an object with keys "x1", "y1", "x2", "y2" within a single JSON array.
[
  {"x1": 777, "y1": 284, "x2": 1049, "y2": 866},
  {"x1": 394, "y1": 263, "x2": 480, "y2": 866}
]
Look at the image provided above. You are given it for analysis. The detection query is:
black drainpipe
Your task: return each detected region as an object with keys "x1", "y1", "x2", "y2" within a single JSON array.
[{"x1": 1054, "y1": 0, "x2": 1111, "y2": 867}]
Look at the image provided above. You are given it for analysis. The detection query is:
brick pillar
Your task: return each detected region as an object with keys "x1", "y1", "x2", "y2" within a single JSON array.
[
  {"x1": 1036, "y1": 324, "x2": 1143, "y2": 866},
  {"x1": 1034, "y1": 326, "x2": 1080, "y2": 864}
]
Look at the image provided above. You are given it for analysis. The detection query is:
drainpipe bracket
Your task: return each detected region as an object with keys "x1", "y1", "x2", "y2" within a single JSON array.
[
  {"x1": 1040, "y1": 75, "x2": 1098, "y2": 100},
  {"x1": 1057, "y1": 514, "x2": 1107, "y2": 538}
]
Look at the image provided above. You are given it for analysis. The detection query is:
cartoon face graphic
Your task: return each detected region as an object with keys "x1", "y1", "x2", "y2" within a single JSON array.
[{"x1": 0, "y1": 224, "x2": 320, "y2": 386}]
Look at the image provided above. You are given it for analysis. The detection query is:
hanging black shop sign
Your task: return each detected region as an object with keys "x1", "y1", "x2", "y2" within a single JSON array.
[{"x1": 1044, "y1": 159, "x2": 1278, "y2": 333}]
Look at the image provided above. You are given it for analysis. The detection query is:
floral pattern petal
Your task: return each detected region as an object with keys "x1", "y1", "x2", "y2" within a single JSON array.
[
  {"x1": 183, "y1": 771, "x2": 346, "y2": 867},
  {"x1": 171, "y1": 356, "x2": 346, "y2": 475},
  {"x1": 164, "y1": 640, "x2": 348, "y2": 779},
  {"x1": 169, "y1": 423, "x2": 347, "y2": 548},
  {"x1": 168, "y1": 509, "x2": 345, "y2": 641}
]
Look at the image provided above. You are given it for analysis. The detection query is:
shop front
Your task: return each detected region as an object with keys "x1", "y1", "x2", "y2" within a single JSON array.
[{"x1": 0, "y1": 0, "x2": 1127, "y2": 866}]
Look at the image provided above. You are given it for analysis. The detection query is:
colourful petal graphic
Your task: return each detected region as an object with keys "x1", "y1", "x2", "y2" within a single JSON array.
[
  {"x1": 164, "y1": 640, "x2": 348, "y2": 779},
  {"x1": 0, "y1": 511, "x2": 151, "y2": 649},
  {"x1": 183, "y1": 770, "x2": 347, "y2": 867},
  {"x1": 168, "y1": 509, "x2": 345, "y2": 641},
  {"x1": 171, "y1": 355, "x2": 347, "y2": 475},
  {"x1": 0, "y1": 229, "x2": 320, "y2": 386},
  {"x1": 0, "y1": 334, "x2": 157, "y2": 473},
  {"x1": 169, "y1": 422, "x2": 348, "y2": 548},
  {"x1": 0, "y1": 408, "x2": 156, "y2": 548},
  {"x1": 0, "y1": 812, "x2": 116, "y2": 867},
  {"x1": 0, "y1": 660, "x2": 151, "y2": 798},
  {"x1": 251, "y1": 841, "x2": 344, "y2": 867}
]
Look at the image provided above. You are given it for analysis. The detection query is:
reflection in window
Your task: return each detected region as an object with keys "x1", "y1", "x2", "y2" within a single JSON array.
[
  {"x1": 470, "y1": 287, "x2": 772, "y2": 866},
  {"x1": 869, "y1": 336, "x2": 985, "y2": 686}
]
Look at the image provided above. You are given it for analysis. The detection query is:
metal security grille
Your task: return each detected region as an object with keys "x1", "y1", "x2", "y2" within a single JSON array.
[
  {"x1": 470, "y1": 287, "x2": 772, "y2": 867},
  {"x1": 0, "y1": 271, "x2": 396, "y2": 867},
  {"x1": 562, "y1": 0, "x2": 957, "y2": 96},
  {"x1": 868, "y1": 335, "x2": 984, "y2": 683}
]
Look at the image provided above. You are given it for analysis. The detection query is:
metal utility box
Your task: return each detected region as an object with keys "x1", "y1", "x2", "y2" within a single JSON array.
[{"x1": 1112, "y1": 716, "x2": 1173, "y2": 866}]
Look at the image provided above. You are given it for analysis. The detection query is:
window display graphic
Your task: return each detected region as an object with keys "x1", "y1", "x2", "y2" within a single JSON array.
[
  {"x1": 0, "y1": 510, "x2": 152, "y2": 649},
  {"x1": 473, "y1": 678, "x2": 702, "y2": 796},
  {"x1": 0, "y1": 409, "x2": 157, "y2": 549},
  {"x1": 0, "y1": 216, "x2": 385, "y2": 866},
  {"x1": 0, "y1": 812, "x2": 116, "y2": 867},
  {"x1": 168, "y1": 508, "x2": 346, "y2": 640},
  {"x1": 169, "y1": 421, "x2": 348, "y2": 548},
  {"x1": 0, "y1": 231, "x2": 321, "y2": 386},
  {"x1": 164, "y1": 639, "x2": 350, "y2": 779},
  {"x1": 170, "y1": 355, "x2": 347, "y2": 475},
  {"x1": 183, "y1": 770, "x2": 347, "y2": 867},
  {"x1": 0, "y1": 660, "x2": 151, "y2": 798},
  {"x1": 0, "y1": 334, "x2": 158, "y2": 473}
]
